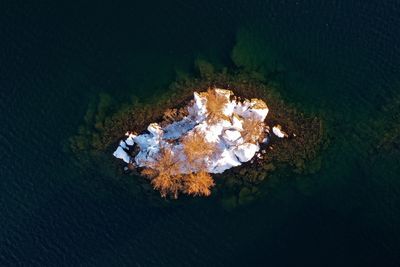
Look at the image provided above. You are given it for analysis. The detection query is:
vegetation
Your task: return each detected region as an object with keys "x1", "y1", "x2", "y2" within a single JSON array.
[
  {"x1": 182, "y1": 131, "x2": 217, "y2": 169},
  {"x1": 136, "y1": 130, "x2": 219, "y2": 198},
  {"x1": 162, "y1": 107, "x2": 189, "y2": 125},
  {"x1": 183, "y1": 172, "x2": 214, "y2": 197},
  {"x1": 141, "y1": 143, "x2": 216, "y2": 198},
  {"x1": 231, "y1": 27, "x2": 280, "y2": 73},
  {"x1": 241, "y1": 115, "x2": 265, "y2": 144},
  {"x1": 203, "y1": 88, "x2": 230, "y2": 123}
]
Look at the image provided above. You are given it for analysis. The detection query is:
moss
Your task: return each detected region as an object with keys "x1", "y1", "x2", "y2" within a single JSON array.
[
  {"x1": 238, "y1": 187, "x2": 255, "y2": 206},
  {"x1": 195, "y1": 57, "x2": 215, "y2": 80},
  {"x1": 224, "y1": 176, "x2": 242, "y2": 188},
  {"x1": 231, "y1": 27, "x2": 281, "y2": 74},
  {"x1": 367, "y1": 92, "x2": 400, "y2": 162},
  {"x1": 221, "y1": 195, "x2": 238, "y2": 211}
]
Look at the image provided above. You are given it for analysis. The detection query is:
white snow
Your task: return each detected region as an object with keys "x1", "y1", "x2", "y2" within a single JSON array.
[
  {"x1": 163, "y1": 118, "x2": 196, "y2": 140},
  {"x1": 234, "y1": 143, "x2": 260, "y2": 162},
  {"x1": 113, "y1": 89, "x2": 270, "y2": 174},
  {"x1": 223, "y1": 101, "x2": 236, "y2": 117},
  {"x1": 210, "y1": 148, "x2": 242, "y2": 173},
  {"x1": 222, "y1": 129, "x2": 242, "y2": 143},
  {"x1": 192, "y1": 92, "x2": 207, "y2": 119},
  {"x1": 125, "y1": 133, "x2": 136, "y2": 146},
  {"x1": 251, "y1": 108, "x2": 269, "y2": 120},
  {"x1": 231, "y1": 115, "x2": 243, "y2": 131},
  {"x1": 198, "y1": 122, "x2": 224, "y2": 143},
  {"x1": 113, "y1": 146, "x2": 131, "y2": 163},
  {"x1": 148, "y1": 123, "x2": 163, "y2": 136},
  {"x1": 119, "y1": 140, "x2": 127, "y2": 149},
  {"x1": 272, "y1": 125, "x2": 287, "y2": 138}
]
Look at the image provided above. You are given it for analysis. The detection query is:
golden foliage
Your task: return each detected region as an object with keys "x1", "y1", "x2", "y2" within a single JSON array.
[
  {"x1": 152, "y1": 148, "x2": 182, "y2": 175},
  {"x1": 147, "y1": 148, "x2": 183, "y2": 198},
  {"x1": 183, "y1": 172, "x2": 215, "y2": 197},
  {"x1": 151, "y1": 173, "x2": 182, "y2": 199},
  {"x1": 143, "y1": 142, "x2": 217, "y2": 198},
  {"x1": 140, "y1": 167, "x2": 158, "y2": 178},
  {"x1": 203, "y1": 88, "x2": 229, "y2": 123},
  {"x1": 242, "y1": 116, "x2": 265, "y2": 144},
  {"x1": 182, "y1": 131, "x2": 216, "y2": 170}
]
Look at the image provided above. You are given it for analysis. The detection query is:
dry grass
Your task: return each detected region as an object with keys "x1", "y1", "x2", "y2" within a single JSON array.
[
  {"x1": 162, "y1": 107, "x2": 189, "y2": 124},
  {"x1": 242, "y1": 116, "x2": 265, "y2": 144}
]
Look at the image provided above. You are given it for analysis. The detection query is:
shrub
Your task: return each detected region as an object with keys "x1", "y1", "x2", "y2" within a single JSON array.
[
  {"x1": 203, "y1": 89, "x2": 229, "y2": 123},
  {"x1": 147, "y1": 148, "x2": 183, "y2": 198},
  {"x1": 151, "y1": 173, "x2": 182, "y2": 199},
  {"x1": 183, "y1": 172, "x2": 215, "y2": 197},
  {"x1": 182, "y1": 131, "x2": 216, "y2": 170},
  {"x1": 241, "y1": 115, "x2": 265, "y2": 144}
]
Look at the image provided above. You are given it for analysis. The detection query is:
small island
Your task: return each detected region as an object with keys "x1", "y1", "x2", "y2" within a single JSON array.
[
  {"x1": 113, "y1": 88, "x2": 289, "y2": 198},
  {"x1": 69, "y1": 61, "x2": 325, "y2": 204}
]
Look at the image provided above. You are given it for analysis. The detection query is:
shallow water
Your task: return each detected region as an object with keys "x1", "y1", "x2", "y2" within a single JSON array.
[{"x1": 1, "y1": 1, "x2": 400, "y2": 266}]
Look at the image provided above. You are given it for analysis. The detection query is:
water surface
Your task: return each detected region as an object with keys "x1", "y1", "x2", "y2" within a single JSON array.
[{"x1": 1, "y1": 1, "x2": 400, "y2": 266}]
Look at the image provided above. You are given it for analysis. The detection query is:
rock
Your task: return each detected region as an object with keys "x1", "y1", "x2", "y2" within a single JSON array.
[
  {"x1": 113, "y1": 146, "x2": 131, "y2": 163},
  {"x1": 119, "y1": 140, "x2": 127, "y2": 149},
  {"x1": 234, "y1": 143, "x2": 259, "y2": 162},
  {"x1": 272, "y1": 125, "x2": 287, "y2": 138},
  {"x1": 211, "y1": 148, "x2": 242, "y2": 173},
  {"x1": 262, "y1": 137, "x2": 270, "y2": 144}
]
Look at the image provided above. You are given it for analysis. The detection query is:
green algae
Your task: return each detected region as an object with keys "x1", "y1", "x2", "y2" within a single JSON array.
[{"x1": 231, "y1": 27, "x2": 282, "y2": 74}]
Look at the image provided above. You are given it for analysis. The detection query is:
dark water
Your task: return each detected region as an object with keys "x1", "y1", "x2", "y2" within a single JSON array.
[{"x1": 1, "y1": 1, "x2": 400, "y2": 266}]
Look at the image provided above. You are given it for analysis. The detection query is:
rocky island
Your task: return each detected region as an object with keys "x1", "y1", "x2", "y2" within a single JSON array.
[
  {"x1": 113, "y1": 88, "x2": 289, "y2": 198},
  {"x1": 69, "y1": 61, "x2": 325, "y2": 204}
]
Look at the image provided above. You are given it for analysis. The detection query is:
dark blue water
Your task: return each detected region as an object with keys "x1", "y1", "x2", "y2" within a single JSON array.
[{"x1": 1, "y1": 1, "x2": 400, "y2": 266}]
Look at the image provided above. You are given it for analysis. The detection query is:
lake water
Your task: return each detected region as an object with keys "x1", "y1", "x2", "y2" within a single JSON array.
[{"x1": 1, "y1": 1, "x2": 400, "y2": 266}]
